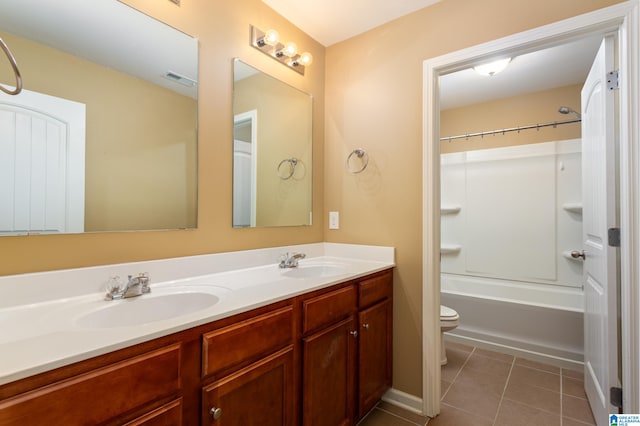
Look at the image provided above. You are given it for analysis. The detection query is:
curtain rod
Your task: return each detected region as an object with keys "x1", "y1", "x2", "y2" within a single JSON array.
[{"x1": 439, "y1": 117, "x2": 581, "y2": 142}]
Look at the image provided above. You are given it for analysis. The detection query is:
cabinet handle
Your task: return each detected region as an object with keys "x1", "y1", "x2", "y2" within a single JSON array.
[
  {"x1": 350, "y1": 330, "x2": 358, "y2": 338},
  {"x1": 362, "y1": 323, "x2": 370, "y2": 330},
  {"x1": 210, "y1": 407, "x2": 223, "y2": 420}
]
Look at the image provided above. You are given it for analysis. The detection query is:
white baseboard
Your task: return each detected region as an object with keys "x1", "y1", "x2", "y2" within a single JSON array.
[{"x1": 381, "y1": 388, "x2": 424, "y2": 415}]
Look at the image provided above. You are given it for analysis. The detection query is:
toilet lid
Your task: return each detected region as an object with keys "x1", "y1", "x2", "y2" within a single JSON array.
[{"x1": 440, "y1": 305, "x2": 458, "y2": 319}]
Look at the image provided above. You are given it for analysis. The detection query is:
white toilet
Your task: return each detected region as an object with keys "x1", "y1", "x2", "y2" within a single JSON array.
[{"x1": 440, "y1": 305, "x2": 460, "y2": 365}]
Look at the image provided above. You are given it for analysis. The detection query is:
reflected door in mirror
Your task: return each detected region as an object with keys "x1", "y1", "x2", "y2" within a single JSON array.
[{"x1": 232, "y1": 59, "x2": 312, "y2": 228}]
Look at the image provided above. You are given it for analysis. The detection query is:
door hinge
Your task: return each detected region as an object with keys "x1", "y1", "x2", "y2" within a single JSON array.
[
  {"x1": 608, "y1": 70, "x2": 619, "y2": 90},
  {"x1": 608, "y1": 227, "x2": 621, "y2": 247},
  {"x1": 610, "y1": 386, "x2": 623, "y2": 409}
]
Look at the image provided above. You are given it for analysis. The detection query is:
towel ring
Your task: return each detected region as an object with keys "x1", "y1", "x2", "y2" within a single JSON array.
[
  {"x1": 0, "y1": 37, "x2": 22, "y2": 96},
  {"x1": 346, "y1": 148, "x2": 369, "y2": 174},
  {"x1": 277, "y1": 157, "x2": 298, "y2": 180}
]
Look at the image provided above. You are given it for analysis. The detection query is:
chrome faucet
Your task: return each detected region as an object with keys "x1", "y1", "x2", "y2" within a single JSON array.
[
  {"x1": 104, "y1": 273, "x2": 151, "y2": 300},
  {"x1": 279, "y1": 252, "x2": 306, "y2": 268}
]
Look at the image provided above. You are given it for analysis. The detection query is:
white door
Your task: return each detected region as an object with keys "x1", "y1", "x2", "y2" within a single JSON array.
[
  {"x1": 0, "y1": 89, "x2": 85, "y2": 234},
  {"x1": 232, "y1": 110, "x2": 257, "y2": 227},
  {"x1": 581, "y1": 35, "x2": 619, "y2": 425},
  {"x1": 233, "y1": 140, "x2": 253, "y2": 227}
]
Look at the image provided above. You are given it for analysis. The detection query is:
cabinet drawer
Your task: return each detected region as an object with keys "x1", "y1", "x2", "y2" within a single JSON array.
[
  {"x1": 302, "y1": 285, "x2": 356, "y2": 335},
  {"x1": 359, "y1": 270, "x2": 392, "y2": 308},
  {"x1": 203, "y1": 305, "x2": 293, "y2": 378},
  {"x1": 123, "y1": 398, "x2": 183, "y2": 426},
  {"x1": 0, "y1": 344, "x2": 181, "y2": 426}
]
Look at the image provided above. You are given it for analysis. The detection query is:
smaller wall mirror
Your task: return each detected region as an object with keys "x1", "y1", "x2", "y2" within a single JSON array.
[{"x1": 232, "y1": 59, "x2": 312, "y2": 228}]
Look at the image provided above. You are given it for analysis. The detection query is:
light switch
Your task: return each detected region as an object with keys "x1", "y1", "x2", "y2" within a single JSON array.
[{"x1": 329, "y1": 211, "x2": 339, "y2": 229}]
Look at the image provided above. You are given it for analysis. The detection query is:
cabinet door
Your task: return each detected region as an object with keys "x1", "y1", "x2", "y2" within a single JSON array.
[
  {"x1": 358, "y1": 299, "x2": 392, "y2": 419},
  {"x1": 302, "y1": 316, "x2": 357, "y2": 426},
  {"x1": 202, "y1": 346, "x2": 294, "y2": 426}
]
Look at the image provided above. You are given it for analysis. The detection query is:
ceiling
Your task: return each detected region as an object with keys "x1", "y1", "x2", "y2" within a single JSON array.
[
  {"x1": 1, "y1": 0, "x2": 603, "y2": 109},
  {"x1": 261, "y1": 0, "x2": 442, "y2": 47},
  {"x1": 0, "y1": 0, "x2": 198, "y2": 98},
  {"x1": 439, "y1": 34, "x2": 603, "y2": 110},
  {"x1": 262, "y1": 0, "x2": 603, "y2": 109}
]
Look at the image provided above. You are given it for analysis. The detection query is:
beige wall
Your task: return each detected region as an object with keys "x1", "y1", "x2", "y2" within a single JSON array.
[
  {"x1": 0, "y1": 31, "x2": 197, "y2": 232},
  {"x1": 324, "y1": 0, "x2": 622, "y2": 398},
  {"x1": 441, "y1": 84, "x2": 582, "y2": 153},
  {"x1": 234, "y1": 72, "x2": 313, "y2": 227},
  {"x1": 0, "y1": 0, "x2": 325, "y2": 275}
]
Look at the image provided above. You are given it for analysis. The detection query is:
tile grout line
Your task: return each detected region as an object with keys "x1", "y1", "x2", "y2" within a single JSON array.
[
  {"x1": 491, "y1": 355, "x2": 516, "y2": 426},
  {"x1": 560, "y1": 368, "x2": 564, "y2": 426},
  {"x1": 374, "y1": 406, "x2": 425, "y2": 426},
  {"x1": 440, "y1": 347, "x2": 476, "y2": 401}
]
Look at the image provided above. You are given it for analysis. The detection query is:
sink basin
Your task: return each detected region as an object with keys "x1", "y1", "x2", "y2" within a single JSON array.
[
  {"x1": 76, "y1": 289, "x2": 222, "y2": 328},
  {"x1": 281, "y1": 264, "x2": 348, "y2": 279}
]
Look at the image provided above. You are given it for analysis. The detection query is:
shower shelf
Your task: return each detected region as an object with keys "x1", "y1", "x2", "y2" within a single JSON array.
[
  {"x1": 441, "y1": 245, "x2": 461, "y2": 255},
  {"x1": 562, "y1": 203, "x2": 583, "y2": 214},
  {"x1": 441, "y1": 205, "x2": 461, "y2": 215}
]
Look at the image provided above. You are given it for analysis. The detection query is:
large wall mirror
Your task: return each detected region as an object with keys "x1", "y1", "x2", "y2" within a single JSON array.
[
  {"x1": 233, "y1": 59, "x2": 312, "y2": 228},
  {"x1": 0, "y1": 0, "x2": 198, "y2": 235}
]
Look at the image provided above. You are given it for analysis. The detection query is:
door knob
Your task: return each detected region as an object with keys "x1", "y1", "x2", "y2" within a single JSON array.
[
  {"x1": 571, "y1": 250, "x2": 586, "y2": 260},
  {"x1": 210, "y1": 407, "x2": 223, "y2": 420}
]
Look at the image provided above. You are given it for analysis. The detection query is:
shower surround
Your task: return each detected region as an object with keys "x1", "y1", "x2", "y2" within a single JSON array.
[{"x1": 440, "y1": 139, "x2": 584, "y2": 368}]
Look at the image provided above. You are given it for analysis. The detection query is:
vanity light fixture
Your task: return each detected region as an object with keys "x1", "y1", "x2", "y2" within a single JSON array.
[
  {"x1": 250, "y1": 25, "x2": 313, "y2": 75},
  {"x1": 473, "y1": 58, "x2": 511, "y2": 76}
]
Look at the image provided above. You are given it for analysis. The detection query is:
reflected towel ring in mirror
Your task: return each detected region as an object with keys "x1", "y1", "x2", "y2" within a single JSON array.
[
  {"x1": 277, "y1": 157, "x2": 299, "y2": 180},
  {"x1": 0, "y1": 37, "x2": 23, "y2": 95},
  {"x1": 346, "y1": 148, "x2": 369, "y2": 174}
]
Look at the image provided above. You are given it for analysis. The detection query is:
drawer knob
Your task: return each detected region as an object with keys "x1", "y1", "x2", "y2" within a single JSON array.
[
  {"x1": 362, "y1": 323, "x2": 370, "y2": 330},
  {"x1": 350, "y1": 330, "x2": 358, "y2": 338},
  {"x1": 210, "y1": 407, "x2": 223, "y2": 420}
]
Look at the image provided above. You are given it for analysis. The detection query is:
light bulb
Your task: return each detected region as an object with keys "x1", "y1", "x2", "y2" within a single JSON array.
[
  {"x1": 282, "y1": 42, "x2": 298, "y2": 58},
  {"x1": 298, "y1": 52, "x2": 313, "y2": 66},
  {"x1": 263, "y1": 29, "x2": 279, "y2": 46},
  {"x1": 473, "y1": 58, "x2": 511, "y2": 76}
]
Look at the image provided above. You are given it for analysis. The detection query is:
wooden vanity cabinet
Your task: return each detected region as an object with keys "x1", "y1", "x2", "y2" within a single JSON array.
[
  {"x1": 201, "y1": 347, "x2": 295, "y2": 426},
  {"x1": 0, "y1": 342, "x2": 185, "y2": 426},
  {"x1": 301, "y1": 284, "x2": 358, "y2": 426},
  {"x1": 300, "y1": 269, "x2": 394, "y2": 425},
  {"x1": 200, "y1": 305, "x2": 296, "y2": 425},
  {"x1": 357, "y1": 269, "x2": 393, "y2": 419},
  {"x1": 0, "y1": 268, "x2": 393, "y2": 426}
]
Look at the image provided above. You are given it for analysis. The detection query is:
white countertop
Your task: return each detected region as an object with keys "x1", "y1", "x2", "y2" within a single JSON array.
[{"x1": 0, "y1": 243, "x2": 394, "y2": 386}]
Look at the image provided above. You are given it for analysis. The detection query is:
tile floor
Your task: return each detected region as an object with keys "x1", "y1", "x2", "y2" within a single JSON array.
[{"x1": 357, "y1": 342, "x2": 596, "y2": 426}]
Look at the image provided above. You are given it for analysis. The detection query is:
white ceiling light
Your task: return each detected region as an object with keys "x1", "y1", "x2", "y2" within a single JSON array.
[{"x1": 474, "y1": 58, "x2": 511, "y2": 76}]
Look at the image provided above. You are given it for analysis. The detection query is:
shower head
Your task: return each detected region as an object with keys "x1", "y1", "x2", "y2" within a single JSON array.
[{"x1": 558, "y1": 106, "x2": 581, "y2": 119}]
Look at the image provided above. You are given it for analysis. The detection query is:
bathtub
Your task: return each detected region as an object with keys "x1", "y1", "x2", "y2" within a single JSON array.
[{"x1": 441, "y1": 273, "x2": 584, "y2": 369}]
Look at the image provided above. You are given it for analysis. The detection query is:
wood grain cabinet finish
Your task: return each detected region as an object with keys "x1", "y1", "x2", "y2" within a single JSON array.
[
  {"x1": 302, "y1": 317, "x2": 357, "y2": 426},
  {"x1": 357, "y1": 270, "x2": 393, "y2": 419},
  {"x1": 302, "y1": 285, "x2": 357, "y2": 335},
  {"x1": 358, "y1": 299, "x2": 392, "y2": 418},
  {"x1": 0, "y1": 344, "x2": 181, "y2": 426},
  {"x1": 202, "y1": 305, "x2": 294, "y2": 378},
  {"x1": 0, "y1": 268, "x2": 393, "y2": 425},
  {"x1": 201, "y1": 347, "x2": 295, "y2": 426},
  {"x1": 123, "y1": 398, "x2": 183, "y2": 426}
]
